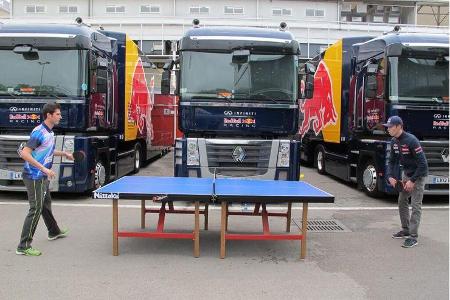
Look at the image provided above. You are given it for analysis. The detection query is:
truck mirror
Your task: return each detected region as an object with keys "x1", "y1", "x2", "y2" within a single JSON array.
[
  {"x1": 366, "y1": 63, "x2": 378, "y2": 74},
  {"x1": 386, "y1": 44, "x2": 403, "y2": 56},
  {"x1": 13, "y1": 45, "x2": 39, "y2": 60},
  {"x1": 305, "y1": 62, "x2": 316, "y2": 74},
  {"x1": 89, "y1": 52, "x2": 97, "y2": 70},
  {"x1": 96, "y1": 69, "x2": 108, "y2": 94},
  {"x1": 365, "y1": 75, "x2": 377, "y2": 98},
  {"x1": 161, "y1": 69, "x2": 171, "y2": 95},
  {"x1": 305, "y1": 73, "x2": 314, "y2": 99},
  {"x1": 232, "y1": 49, "x2": 250, "y2": 64},
  {"x1": 350, "y1": 57, "x2": 356, "y2": 75},
  {"x1": 174, "y1": 70, "x2": 180, "y2": 95}
]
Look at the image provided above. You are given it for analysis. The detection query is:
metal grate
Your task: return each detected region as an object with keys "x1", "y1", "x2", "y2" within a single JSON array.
[
  {"x1": 206, "y1": 140, "x2": 272, "y2": 177},
  {"x1": 292, "y1": 218, "x2": 351, "y2": 232}
]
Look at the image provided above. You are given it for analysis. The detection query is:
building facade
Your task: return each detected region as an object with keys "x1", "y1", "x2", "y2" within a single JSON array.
[
  {"x1": 5, "y1": 0, "x2": 449, "y2": 60},
  {"x1": 0, "y1": 0, "x2": 10, "y2": 18}
]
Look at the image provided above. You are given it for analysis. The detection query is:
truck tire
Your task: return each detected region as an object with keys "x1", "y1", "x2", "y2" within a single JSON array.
[
  {"x1": 94, "y1": 159, "x2": 107, "y2": 189},
  {"x1": 315, "y1": 145, "x2": 326, "y2": 174},
  {"x1": 133, "y1": 144, "x2": 142, "y2": 174},
  {"x1": 361, "y1": 160, "x2": 383, "y2": 198}
]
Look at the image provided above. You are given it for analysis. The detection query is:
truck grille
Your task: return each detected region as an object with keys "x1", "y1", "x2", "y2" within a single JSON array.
[
  {"x1": 0, "y1": 136, "x2": 28, "y2": 188},
  {"x1": 206, "y1": 140, "x2": 272, "y2": 177},
  {"x1": 422, "y1": 140, "x2": 449, "y2": 176}
]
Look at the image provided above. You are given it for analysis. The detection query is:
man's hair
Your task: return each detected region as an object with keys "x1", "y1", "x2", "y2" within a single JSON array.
[{"x1": 42, "y1": 102, "x2": 61, "y2": 119}]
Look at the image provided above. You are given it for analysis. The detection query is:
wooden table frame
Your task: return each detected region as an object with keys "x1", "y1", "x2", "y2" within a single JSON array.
[
  {"x1": 112, "y1": 199, "x2": 203, "y2": 257},
  {"x1": 220, "y1": 201, "x2": 309, "y2": 259}
]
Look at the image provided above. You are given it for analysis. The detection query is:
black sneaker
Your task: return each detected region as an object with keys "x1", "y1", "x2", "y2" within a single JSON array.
[
  {"x1": 392, "y1": 230, "x2": 410, "y2": 239},
  {"x1": 402, "y1": 238, "x2": 418, "y2": 248},
  {"x1": 48, "y1": 228, "x2": 69, "y2": 241}
]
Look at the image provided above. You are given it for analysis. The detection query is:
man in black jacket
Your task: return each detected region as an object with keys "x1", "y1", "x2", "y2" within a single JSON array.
[{"x1": 384, "y1": 116, "x2": 428, "y2": 248}]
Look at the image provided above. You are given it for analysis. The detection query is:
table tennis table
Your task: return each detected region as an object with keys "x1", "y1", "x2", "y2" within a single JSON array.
[{"x1": 93, "y1": 176, "x2": 334, "y2": 259}]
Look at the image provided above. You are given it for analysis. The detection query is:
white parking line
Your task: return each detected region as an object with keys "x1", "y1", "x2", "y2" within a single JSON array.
[{"x1": 0, "y1": 201, "x2": 448, "y2": 211}]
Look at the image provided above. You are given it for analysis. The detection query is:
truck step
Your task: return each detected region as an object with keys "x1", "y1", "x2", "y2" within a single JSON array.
[{"x1": 350, "y1": 176, "x2": 357, "y2": 182}]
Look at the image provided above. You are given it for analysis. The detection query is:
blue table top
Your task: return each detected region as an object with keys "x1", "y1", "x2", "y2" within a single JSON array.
[
  {"x1": 93, "y1": 176, "x2": 213, "y2": 200},
  {"x1": 215, "y1": 178, "x2": 334, "y2": 203},
  {"x1": 93, "y1": 176, "x2": 334, "y2": 203}
]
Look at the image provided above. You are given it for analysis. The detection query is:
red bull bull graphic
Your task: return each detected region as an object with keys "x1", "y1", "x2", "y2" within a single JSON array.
[
  {"x1": 299, "y1": 60, "x2": 338, "y2": 137},
  {"x1": 125, "y1": 38, "x2": 153, "y2": 142}
]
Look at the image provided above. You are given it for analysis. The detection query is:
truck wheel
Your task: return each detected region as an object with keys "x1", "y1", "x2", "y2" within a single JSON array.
[
  {"x1": 94, "y1": 160, "x2": 107, "y2": 189},
  {"x1": 315, "y1": 145, "x2": 326, "y2": 174},
  {"x1": 133, "y1": 144, "x2": 142, "y2": 174},
  {"x1": 361, "y1": 160, "x2": 382, "y2": 198}
]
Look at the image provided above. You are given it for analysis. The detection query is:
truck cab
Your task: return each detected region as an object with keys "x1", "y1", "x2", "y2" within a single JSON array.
[
  {"x1": 163, "y1": 24, "x2": 301, "y2": 180},
  {"x1": 300, "y1": 32, "x2": 449, "y2": 196}
]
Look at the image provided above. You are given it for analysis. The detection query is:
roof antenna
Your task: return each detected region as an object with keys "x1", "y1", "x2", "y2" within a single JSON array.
[
  {"x1": 279, "y1": 22, "x2": 287, "y2": 31},
  {"x1": 192, "y1": 19, "x2": 200, "y2": 28},
  {"x1": 75, "y1": 17, "x2": 90, "y2": 27},
  {"x1": 383, "y1": 25, "x2": 401, "y2": 35}
]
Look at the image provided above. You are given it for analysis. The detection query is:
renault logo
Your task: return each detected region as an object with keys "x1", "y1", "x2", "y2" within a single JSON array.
[
  {"x1": 441, "y1": 148, "x2": 449, "y2": 163},
  {"x1": 232, "y1": 146, "x2": 246, "y2": 163}
]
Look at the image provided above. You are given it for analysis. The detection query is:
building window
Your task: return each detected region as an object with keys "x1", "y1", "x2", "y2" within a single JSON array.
[
  {"x1": 190, "y1": 6, "x2": 209, "y2": 14},
  {"x1": 224, "y1": 6, "x2": 244, "y2": 15},
  {"x1": 59, "y1": 5, "x2": 78, "y2": 14},
  {"x1": 272, "y1": 8, "x2": 292, "y2": 16},
  {"x1": 141, "y1": 5, "x2": 160, "y2": 13},
  {"x1": 306, "y1": 8, "x2": 325, "y2": 17},
  {"x1": 25, "y1": 5, "x2": 46, "y2": 13},
  {"x1": 106, "y1": 5, "x2": 125, "y2": 13}
]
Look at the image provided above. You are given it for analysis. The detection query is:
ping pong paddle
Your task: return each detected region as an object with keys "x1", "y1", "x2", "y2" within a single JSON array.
[
  {"x1": 395, "y1": 180, "x2": 405, "y2": 192},
  {"x1": 72, "y1": 151, "x2": 85, "y2": 163}
]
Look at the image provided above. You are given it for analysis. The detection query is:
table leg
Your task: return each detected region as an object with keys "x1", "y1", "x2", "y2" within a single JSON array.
[
  {"x1": 225, "y1": 203, "x2": 229, "y2": 231},
  {"x1": 194, "y1": 201, "x2": 200, "y2": 258},
  {"x1": 300, "y1": 202, "x2": 308, "y2": 259},
  {"x1": 113, "y1": 199, "x2": 119, "y2": 256},
  {"x1": 220, "y1": 201, "x2": 227, "y2": 259},
  {"x1": 141, "y1": 199, "x2": 145, "y2": 229},
  {"x1": 204, "y1": 203, "x2": 209, "y2": 230},
  {"x1": 286, "y1": 202, "x2": 292, "y2": 233}
]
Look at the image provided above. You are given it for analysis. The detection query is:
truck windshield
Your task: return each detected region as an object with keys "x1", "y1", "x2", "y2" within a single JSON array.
[
  {"x1": 0, "y1": 49, "x2": 88, "y2": 98},
  {"x1": 389, "y1": 55, "x2": 449, "y2": 103},
  {"x1": 180, "y1": 51, "x2": 297, "y2": 103}
]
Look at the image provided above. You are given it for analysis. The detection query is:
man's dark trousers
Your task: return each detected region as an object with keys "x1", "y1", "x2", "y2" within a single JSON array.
[{"x1": 18, "y1": 177, "x2": 60, "y2": 250}]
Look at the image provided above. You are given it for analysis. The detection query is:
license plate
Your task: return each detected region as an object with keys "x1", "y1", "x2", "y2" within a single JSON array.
[
  {"x1": 0, "y1": 169, "x2": 22, "y2": 180},
  {"x1": 433, "y1": 177, "x2": 449, "y2": 184}
]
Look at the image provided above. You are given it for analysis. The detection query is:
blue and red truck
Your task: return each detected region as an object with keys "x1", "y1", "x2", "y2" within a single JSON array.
[
  {"x1": 0, "y1": 22, "x2": 170, "y2": 192},
  {"x1": 162, "y1": 23, "x2": 301, "y2": 180},
  {"x1": 299, "y1": 31, "x2": 449, "y2": 197}
]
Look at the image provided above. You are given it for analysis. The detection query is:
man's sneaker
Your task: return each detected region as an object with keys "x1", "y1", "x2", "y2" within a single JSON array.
[
  {"x1": 402, "y1": 238, "x2": 418, "y2": 248},
  {"x1": 392, "y1": 230, "x2": 410, "y2": 239},
  {"x1": 48, "y1": 228, "x2": 69, "y2": 241},
  {"x1": 16, "y1": 247, "x2": 42, "y2": 256}
]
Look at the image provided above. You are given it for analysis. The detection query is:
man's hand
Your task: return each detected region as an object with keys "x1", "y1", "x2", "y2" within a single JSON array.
[
  {"x1": 65, "y1": 152, "x2": 74, "y2": 161},
  {"x1": 388, "y1": 177, "x2": 397, "y2": 187},
  {"x1": 404, "y1": 180, "x2": 415, "y2": 193},
  {"x1": 42, "y1": 167, "x2": 56, "y2": 179}
]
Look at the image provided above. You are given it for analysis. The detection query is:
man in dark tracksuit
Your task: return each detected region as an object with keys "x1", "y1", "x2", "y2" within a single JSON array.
[{"x1": 384, "y1": 116, "x2": 428, "y2": 248}]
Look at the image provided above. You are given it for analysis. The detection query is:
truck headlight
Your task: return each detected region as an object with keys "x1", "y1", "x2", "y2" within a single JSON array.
[
  {"x1": 277, "y1": 142, "x2": 290, "y2": 167},
  {"x1": 187, "y1": 139, "x2": 200, "y2": 166},
  {"x1": 62, "y1": 137, "x2": 75, "y2": 163}
]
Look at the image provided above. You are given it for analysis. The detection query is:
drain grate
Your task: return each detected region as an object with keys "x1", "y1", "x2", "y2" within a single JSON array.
[{"x1": 291, "y1": 219, "x2": 351, "y2": 232}]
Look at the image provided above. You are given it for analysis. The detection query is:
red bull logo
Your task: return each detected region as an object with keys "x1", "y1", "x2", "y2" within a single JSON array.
[
  {"x1": 128, "y1": 59, "x2": 153, "y2": 139},
  {"x1": 299, "y1": 61, "x2": 338, "y2": 137}
]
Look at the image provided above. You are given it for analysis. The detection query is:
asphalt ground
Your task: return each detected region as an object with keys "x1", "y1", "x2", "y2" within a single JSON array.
[{"x1": 0, "y1": 152, "x2": 448, "y2": 300}]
